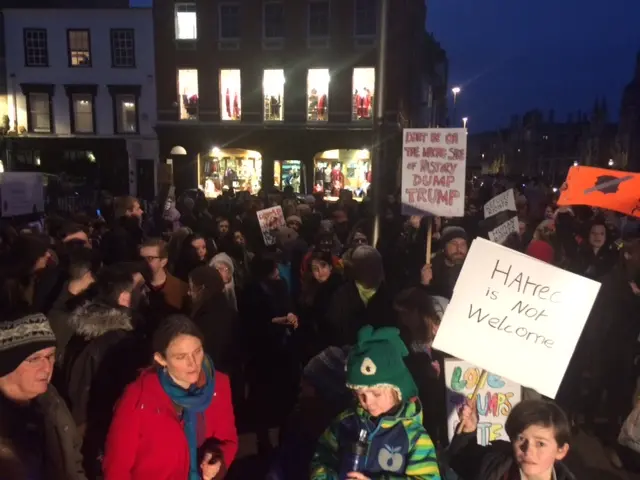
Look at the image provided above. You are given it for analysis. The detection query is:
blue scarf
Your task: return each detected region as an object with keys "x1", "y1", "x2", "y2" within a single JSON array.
[{"x1": 158, "y1": 356, "x2": 215, "y2": 480}]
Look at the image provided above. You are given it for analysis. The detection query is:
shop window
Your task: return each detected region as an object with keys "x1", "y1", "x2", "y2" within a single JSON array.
[
  {"x1": 71, "y1": 94, "x2": 94, "y2": 133},
  {"x1": 115, "y1": 94, "x2": 137, "y2": 134},
  {"x1": 178, "y1": 69, "x2": 199, "y2": 120},
  {"x1": 308, "y1": 0, "x2": 329, "y2": 38},
  {"x1": 67, "y1": 30, "x2": 91, "y2": 67},
  {"x1": 24, "y1": 29, "x2": 49, "y2": 67},
  {"x1": 263, "y1": 2, "x2": 284, "y2": 38},
  {"x1": 352, "y1": 67, "x2": 374, "y2": 121},
  {"x1": 354, "y1": 0, "x2": 376, "y2": 37},
  {"x1": 314, "y1": 149, "x2": 371, "y2": 198},
  {"x1": 201, "y1": 148, "x2": 262, "y2": 198},
  {"x1": 263, "y1": 69, "x2": 284, "y2": 121},
  {"x1": 175, "y1": 3, "x2": 197, "y2": 40},
  {"x1": 220, "y1": 69, "x2": 241, "y2": 121},
  {"x1": 219, "y1": 3, "x2": 240, "y2": 39},
  {"x1": 307, "y1": 68, "x2": 329, "y2": 122},
  {"x1": 274, "y1": 160, "x2": 303, "y2": 193},
  {"x1": 27, "y1": 92, "x2": 52, "y2": 133}
]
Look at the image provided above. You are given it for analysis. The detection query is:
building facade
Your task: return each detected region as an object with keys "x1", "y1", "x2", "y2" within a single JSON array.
[
  {"x1": 0, "y1": 6, "x2": 158, "y2": 198},
  {"x1": 616, "y1": 52, "x2": 640, "y2": 171},
  {"x1": 154, "y1": 0, "x2": 427, "y2": 197}
]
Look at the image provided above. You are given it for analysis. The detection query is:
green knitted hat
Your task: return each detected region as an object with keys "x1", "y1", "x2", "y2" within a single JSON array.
[{"x1": 346, "y1": 325, "x2": 418, "y2": 401}]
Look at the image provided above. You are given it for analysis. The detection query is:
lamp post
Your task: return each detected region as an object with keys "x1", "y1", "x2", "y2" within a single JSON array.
[
  {"x1": 462, "y1": 116, "x2": 468, "y2": 130},
  {"x1": 451, "y1": 86, "x2": 460, "y2": 126}
]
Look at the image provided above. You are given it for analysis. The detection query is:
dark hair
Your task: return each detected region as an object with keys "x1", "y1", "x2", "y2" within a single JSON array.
[
  {"x1": 95, "y1": 266, "x2": 135, "y2": 305},
  {"x1": 67, "y1": 247, "x2": 95, "y2": 280},
  {"x1": 309, "y1": 251, "x2": 333, "y2": 269},
  {"x1": 394, "y1": 288, "x2": 441, "y2": 343},
  {"x1": 141, "y1": 237, "x2": 169, "y2": 258},
  {"x1": 114, "y1": 196, "x2": 139, "y2": 219},
  {"x1": 152, "y1": 314, "x2": 204, "y2": 358},
  {"x1": 59, "y1": 222, "x2": 87, "y2": 241},
  {"x1": 189, "y1": 265, "x2": 224, "y2": 295},
  {"x1": 505, "y1": 400, "x2": 571, "y2": 447}
]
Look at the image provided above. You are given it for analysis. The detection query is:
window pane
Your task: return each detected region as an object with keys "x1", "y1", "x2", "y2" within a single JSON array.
[
  {"x1": 309, "y1": 1, "x2": 329, "y2": 37},
  {"x1": 116, "y1": 95, "x2": 137, "y2": 133},
  {"x1": 175, "y1": 3, "x2": 197, "y2": 40},
  {"x1": 307, "y1": 69, "x2": 329, "y2": 121},
  {"x1": 178, "y1": 69, "x2": 199, "y2": 120},
  {"x1": 263, "y1": 69, "x2": 284, "y2": 121},
  {"x1": 264, "y1": 3, "x2": 284, "y2": 38},
  {"x1": 352, "y1": 68, "x2": 375, "y2": 121},
  {"x1": 111, "y1": 30, "x2": 135, "y2": 67},
  {"x1": 24, "y1": 29, "x2": 49, "y2": 66},
  {"x1": 69, "y1": 30, "x2": 90, "y2": 66},
  {"x1": 72, "y1": 94, "x2": 93, "y2": 133},
  {"x1": 29, "y1": 93, "x2": 50, "y2": 132},
  {"x1": 220, "y1": 69, "x2": 241, "y2": 121},
  {"x1": 355, "y1": 0, "x2": 376, "y2": 36},
  {"x1": 219, "y1": 4, "x2": 240, "y2": 39}
]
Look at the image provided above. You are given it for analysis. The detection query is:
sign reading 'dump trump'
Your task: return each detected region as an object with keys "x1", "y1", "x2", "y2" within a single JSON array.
[{"x1": 433, "y1": 237, "x2": 600, "y2": 398}]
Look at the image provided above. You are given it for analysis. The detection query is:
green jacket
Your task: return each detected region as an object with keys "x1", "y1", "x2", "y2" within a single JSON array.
[{"x1": 310, "y1": 398, "x2": 441, "y2": 479}]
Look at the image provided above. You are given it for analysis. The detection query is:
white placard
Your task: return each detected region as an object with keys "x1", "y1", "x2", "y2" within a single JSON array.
[
  {"x1": 0, "y1": 172, "x2": 44, "y2": 217},
  {"x1": 445, "y1": 359, "x2": 522, "y2": 445},
  {"x1": 484, "y1": 189, "x2": 516, "y2": 218},
  {"x1": 433, "y1": 237, "x2": 600, "y2": 398},
  {"x1": 488, "y1": 216, "x2": 519, "y2": 244},
  {"x1": 256, "y1": 205, "x2": 285, "y2": 246},
  {"x1": 401, "y1": 128, "x2": 466, "y2": 217}
]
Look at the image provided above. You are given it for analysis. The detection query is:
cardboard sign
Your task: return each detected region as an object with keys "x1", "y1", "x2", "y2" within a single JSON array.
[
  {"x1": 401, "y1": 128, "x2": 466, "y2": 217},
  {"x1": 445, "y1": 359, "x2": 522, "y2": 445},
  {"x1": 433, "y1": 238, "x2": 600, "y2": 398},
  {"x1": 488, "y1": 216, "x2": 519, "y2": 244},
  {"x1": 558, "y1": 166, "x2": 640, "y2": 218},
  {"x1": 257, "y1": 206, "x2": 285, "y2": 246},
  {"x1": 484, "y1": 189, "x2": 516, "y2": 218}
]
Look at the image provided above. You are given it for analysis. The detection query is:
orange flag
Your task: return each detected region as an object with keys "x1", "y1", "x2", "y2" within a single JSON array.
[{"x1": 557, "y1": 166, "x2": 640, "y2": 218}]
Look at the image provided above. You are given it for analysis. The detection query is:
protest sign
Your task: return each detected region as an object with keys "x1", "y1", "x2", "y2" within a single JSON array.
[
  {"x1": 488, "y1": 216, "x2": 519, "y2": 244},
  {"x1": 433, "y1": 237, "x2": 600, "y2": 398},
  {"x1": 257, "y1": 206, "x2": 285, "y2": 246},
  {"x1": 445, "y1": 359, "x2": 522, "y2": 445},
  {"x1": 0, "y1": 172, "x2": 44, "y2": 217},
  {"x1": 484, "y1": 189, "x2": 516, "y2": 218},
  {"x1": 401, "y1": 128, "x2": 466, "y2": 217}
]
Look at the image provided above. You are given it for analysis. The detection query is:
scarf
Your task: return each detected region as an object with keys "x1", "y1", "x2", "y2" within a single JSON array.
[
  {"x1": 355, "y1": 282, "x2": 377, "y2": 305},
  {"x1": 158, "y1": 356, "x2": 215, "y2": 480}
]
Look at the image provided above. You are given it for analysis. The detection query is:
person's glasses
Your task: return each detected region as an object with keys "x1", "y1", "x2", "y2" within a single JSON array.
[
  {"x1": 142, "y1": 255, "x2": 161, "y2": 262},
  {"x1": 216, "y1": 265, "x2": 230, "y2": 273}
]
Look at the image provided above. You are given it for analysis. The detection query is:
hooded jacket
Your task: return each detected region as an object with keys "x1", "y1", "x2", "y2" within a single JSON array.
[
  {"x1": 310, "y1": 398, "x2": 440, "y2": 479},
  {"x1": 210, "y1": 252, "x2": 238, "y2": 311}
]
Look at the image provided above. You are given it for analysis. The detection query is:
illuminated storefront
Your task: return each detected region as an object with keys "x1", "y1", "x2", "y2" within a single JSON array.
[
  {"x1": 263, "y1": 69, "x2": 285, "y2": 121},
  {"x1": 313, "y1": 149, "x2": 371, "y2": 199},
  {"x1": 307, "y1": 68, "x2": 329, "y2": 122},
  {"x1": 178, "y1": 69, "x2": 199, "y2": 120},
  {"x1": 352, "y1": 67, "x2": 375, "y2": 121},
  {"x1": 274, "y1": 160, "x2": 304, "y2": 193},
  {"x1": 220, "y1": 69, "x2": 241, "y2": 121},
  {"x1": 199, "y1": 147, "x2": 261, "y2": 198}
]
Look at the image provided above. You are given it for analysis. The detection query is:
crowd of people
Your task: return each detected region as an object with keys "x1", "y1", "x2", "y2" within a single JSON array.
[{"x1": 0, "y1": 179, "x2": 638, "y2": 480}]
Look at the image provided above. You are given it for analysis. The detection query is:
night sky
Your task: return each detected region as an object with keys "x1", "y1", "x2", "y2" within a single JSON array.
[{"x1": 427, "y1": 0, "x2": 640, "y2": 132}]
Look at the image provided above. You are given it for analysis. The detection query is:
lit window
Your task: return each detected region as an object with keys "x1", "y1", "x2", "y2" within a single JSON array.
[
  {"x1": 115, "y1": 94, "x2": 137, "y2": 133},
  {"x1": 352, "y1": 67, "x2": 375, "y2": 121},
  {"x1": 178, "y1": 69, "x2": 199, "y2": 120},
  {"x1": 71, "y1": 94, "x2": 94, "y2": 133},
  {"x1": 24, "y1": 29, "x2": 49, "y2": 67},
  {"x1": 219, "y1": 4, "x2": 240, "y2": 39},
  {"x1": 263, "y1": 69, "x2": 284, "y2": 121},
  {"x1": 354, "y1": 0, "x2": 376, "y2": 37},
  {"x1": 263, "y1": 2, "x2": 284, "y2": 38},
  {"x1": 110, "y1": 29, "x2": 135, "y2": 68},
  {"x1": 308, "y1": 0, "x2": 329, "y2": 37},
  {"x1": 175, "y1": 3, "x2": 197, "y2": 40},
  {"x1": 220, "y1": 69, "x2": 241, "y2": 121},
  {"x1": 27, "y1": 92, "x2": 51, "y2": 132},
  {"x1": 68, "y1": 30, "x2": 91, "y2": 67},
  {"x1": 307, "y1": 68, "x2": 329, "y2": 122}
]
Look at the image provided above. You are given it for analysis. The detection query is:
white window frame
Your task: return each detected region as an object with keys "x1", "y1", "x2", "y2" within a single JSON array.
[
  {"x1": 308, "y1": 0, "x2": 330, "y2": 38},
  {"x1": 218, "y1": 3, "x2": 240, "y2": 40},
  {"x1": 263, "y1": 1, "x2": 284, "y2": 39},
  {"x1": 24, "y1": 29, "x2": 49, "y2": 67},
  {"x1": 71, "y1": 93, "x2": 94, "y2": 133},
  {"x1": 68, "y1": 30, "x2": 91, "y2": 67},
  {"x1": 174, "y1": 3, "x2": 197, "y2": 41},
  {"x1": 115, "y1": 94, "x2": 138, "y2": 134},
  {"x1": 110, "y1": 29, "x2": 135, "y2": 68},
  {"x1": 28, "y1": 92, "x2": 51, "y2": 133},
  {"x1": 354, "y1": 0, "x2": 376, "y2": 37}
]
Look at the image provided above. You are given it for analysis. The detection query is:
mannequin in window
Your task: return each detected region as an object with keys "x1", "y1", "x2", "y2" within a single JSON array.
[
  {"x1": 233, "y1": 92, "x2": 240, "y2": 119},
  {"x1": 363, "y1": 88, "x2": 372, "y2": 119},
  {"x1": 308, "y1": 88, "x2": 319, "y2": 120},
  {"x1": 183, "y1": 89, "x2": 198, "y2": 119},
  {"x1": 225, "y1": 88, "x2": 231, "y2": 119},
  {"x1": 353, "y1": 89, "x2": 359, "y2": 119},
  {"x1": 318, "y1": 93, "x2": 327, "y2": 120},
  {"x1": 331, "y1": 162, "x2": 344, "y2": 196},
  {"x1": 270, "y1": 96, "x2": 281, "y2": 119}
]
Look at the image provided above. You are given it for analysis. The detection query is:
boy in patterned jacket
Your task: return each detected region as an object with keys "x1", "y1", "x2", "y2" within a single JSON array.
[{"x1": 310, "y1": 325, "x2": 441, "y2": 479}]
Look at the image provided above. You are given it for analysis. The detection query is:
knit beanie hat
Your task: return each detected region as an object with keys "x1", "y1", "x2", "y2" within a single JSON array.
[
  {"x1": 440, "y1": 225, "x2": 468, "y2": 247},
  {"x1": 346, "y1": 325, "x2": 418, "y2": 401},
  {"x1": 0, "y1": 313, "x2": 56, "y2": 377},
  {"x1": 303, "y1": 346, "x2": 351, "y2": 404}
]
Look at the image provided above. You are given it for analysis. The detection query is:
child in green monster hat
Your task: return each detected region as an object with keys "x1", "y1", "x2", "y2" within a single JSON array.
[{"x1": 310, "y1": 325, "x2": 441, "y2": 480}]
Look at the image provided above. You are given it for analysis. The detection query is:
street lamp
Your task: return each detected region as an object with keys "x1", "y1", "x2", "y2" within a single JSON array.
[
  {"x1": 462, "y1": 117, "x2": 468, "y2": 129},
  {"x1": 451, "y1": 86, "x2": 461, "y2": 127},
  {"x1": 608, "y1": 158, "x2": 614, "y2": 167}
]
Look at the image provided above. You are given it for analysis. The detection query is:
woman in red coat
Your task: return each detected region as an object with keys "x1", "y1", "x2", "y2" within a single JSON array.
[{"x1": 103, "y1": 315, "x2": 238, "y2": 480}]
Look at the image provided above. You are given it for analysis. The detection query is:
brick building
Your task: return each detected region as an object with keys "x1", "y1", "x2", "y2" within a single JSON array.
[{"x1": 153, "y1": 0, "x2": 427, "y2": 197}]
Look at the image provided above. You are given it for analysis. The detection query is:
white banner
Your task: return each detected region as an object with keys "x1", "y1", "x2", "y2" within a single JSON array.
[
  {"x1": 433, "y1": 238, "x2": 600, "y2": 398},
  {"x1": 488, "y1": 216, "x2": 519, "y2": 244},
  {"x1": 484, "y1": 189, "x2": 516, "y2": 218},
  {"x1": 401, "y1": 128, "x2": 466, "y2": 217}
]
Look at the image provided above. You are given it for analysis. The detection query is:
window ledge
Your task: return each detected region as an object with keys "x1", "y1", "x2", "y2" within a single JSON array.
[
  {"x1": 262, "y1": 38, "x2": 284, "y2": 50},
  {"x1": 218, "y1": 39, "x2": 240, "y2": 50},
  {"x1": 307, "y1": 37, "x2": 330, "y2": 48}
]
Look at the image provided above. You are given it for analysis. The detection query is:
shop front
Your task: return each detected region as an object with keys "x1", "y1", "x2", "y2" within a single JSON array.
[
  {"x1": 274, "y1": 160, "x2": 305, "y2": 193},
  {"x1": 313, "y1": 149, "x2": 371, "y2": 199},
  {"x1": 198, "y1": 147, "x2": 262, "y2": 198}
]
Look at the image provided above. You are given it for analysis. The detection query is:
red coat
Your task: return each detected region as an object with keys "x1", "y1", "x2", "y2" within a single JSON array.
[{"x1": 103, "y1": 368, "x2": 238, "y2": 480}]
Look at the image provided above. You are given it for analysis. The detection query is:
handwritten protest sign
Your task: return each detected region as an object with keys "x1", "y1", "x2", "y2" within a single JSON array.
[
  {"x1": 484, "y1": 189, "x2": 516, "y2": 218},
  {"x1": 433, "y1": 237, "x2": 600, "y2": 398},
  {"x1": 256, "y1": 206, "x2": 285, "y2": 246},
  {"x1": 445, "y1": 359, "x2": 522, "y2": 445},
  {"x1": 488, "y1": 216, "x2": 519, "y2": 244},
  {"x1": 401, "y1": 128, "x2": 466, "y2": 217}
]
